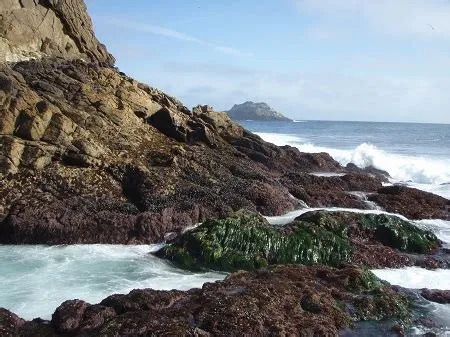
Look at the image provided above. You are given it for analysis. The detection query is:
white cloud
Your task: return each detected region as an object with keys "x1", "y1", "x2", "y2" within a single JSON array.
[
  {"x1": 295, "y1": 0, "x2": 450, "y2": 39},
  {"x1": 93, "y1": 15, "x2": 252, "y2": 57},
  {"x1": 131, "y1": 62, "x2": 450, "y2": 123}
]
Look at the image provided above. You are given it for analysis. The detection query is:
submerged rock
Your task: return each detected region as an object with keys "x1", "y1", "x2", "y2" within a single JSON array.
[
  {"x1": 156, "y1": 211, "x2": 440, "y2": 272},
  {"x1": 1, "y1": 264, "x2": 413, "y2": 336}
]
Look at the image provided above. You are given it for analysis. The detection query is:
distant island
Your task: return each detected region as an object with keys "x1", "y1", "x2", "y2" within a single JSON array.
[{"x1": 226, "y1": 101, "x2": 292, "y2": 121}]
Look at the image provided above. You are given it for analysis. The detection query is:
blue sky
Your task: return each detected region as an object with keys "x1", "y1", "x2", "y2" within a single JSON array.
[{"x1": 85, "y1": 0, "x2": 450, "y2": 123}]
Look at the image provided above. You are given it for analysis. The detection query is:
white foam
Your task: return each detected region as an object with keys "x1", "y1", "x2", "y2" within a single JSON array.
[
  {"x1": 310, "y1": 172, "x2": 347, "y2": 177},
  {"x1": 414, "y1": 219, "x2": 450, "y2": 248},
  {"x1": 407, "y1": 182, "x2": 450, "y2": 199},
  {"x1": 265, "y1": 207, "x2": 409, "y2": 226},
  {"x1": 266, "y1": 207, "x2": 449, "y2": 248},
  {"x1": 256, "y1": 132, "x2": 307, "y2": 146},
  {"x1": 0, "y1": 245, "x2": 225, "y2": 320},
  {"x1": 372, "y1": 267, "x2": 450, "y2": 290},
  {"x1": 257, "y1": 133, "x2": 450, "y2": 189}
]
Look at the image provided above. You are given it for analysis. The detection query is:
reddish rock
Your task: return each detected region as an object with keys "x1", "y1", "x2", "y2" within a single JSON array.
[
  {"x1": 1, "y1": 264, "x2": 414, "y2": 336},
  {"x1": 52, "y1": 300, "x2": 89, "y2": 333},
  {"x1": 421, "y1": 289, "x2": 450, "y2": 304},
  {"x1": 0, "y1": 308, "x2": 25, "y2": 337},
  {"x1": 280, "y1": 172, "x2": 383, "y2": 209},
  {"x1": 369, "y1": 186, "x2": 450, "y2": 220}
]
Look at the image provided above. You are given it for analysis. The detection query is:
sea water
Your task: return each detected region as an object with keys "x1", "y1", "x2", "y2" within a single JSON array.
[
  {"x1": 0, "y1": 245, "x2": 225, "y2": 320},
  {"x1": 0, "y1": 121, "x2": 448, "y2": 331},
  {"x1": 244, "y1": 120, "x2": 450, "y2": 198}
]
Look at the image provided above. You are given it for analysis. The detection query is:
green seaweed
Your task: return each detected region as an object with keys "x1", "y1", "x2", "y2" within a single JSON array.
[
  {"x1": 157, "y1": 210, "x2": 439, "y2": 272},
  {"x1": 158, "y1": 212, "x2": 352, "y2": 272},
  {"x1": 296, "y1": 211, "x2": 439, "y2": 254}
]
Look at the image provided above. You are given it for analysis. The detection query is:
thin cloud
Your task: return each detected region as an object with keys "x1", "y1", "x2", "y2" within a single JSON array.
[
  {"x1": 138, "y1": 62, "x2": 450, "y2": 123},
  {"x1": 295, "y1": 0, "x2": 450, "y2": 39},
  {"x1": 94, "y1": 15, "x2": 252, "y2": 57}
]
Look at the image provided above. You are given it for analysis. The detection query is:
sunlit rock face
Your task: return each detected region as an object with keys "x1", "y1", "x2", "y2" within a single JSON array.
[{"x1": 0, "y1": 0, "x2": 114, "y2": 64}]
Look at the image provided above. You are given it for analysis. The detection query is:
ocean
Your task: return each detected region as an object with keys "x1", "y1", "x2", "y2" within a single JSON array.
[
  {"x1": 0, "y1": 120, "x2": 449, "y2": 334},
  {"x1": 241, "y1": 120, "x2": 450, "y2": 198}
]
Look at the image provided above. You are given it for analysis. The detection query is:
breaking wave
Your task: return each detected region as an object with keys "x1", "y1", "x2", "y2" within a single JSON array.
[{"x1": 257, "y1": 133, "x2": 450, "y2": 194}]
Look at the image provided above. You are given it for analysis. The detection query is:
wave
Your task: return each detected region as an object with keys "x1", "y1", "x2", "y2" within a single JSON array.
[
  {"x1": 257, "y1": 133, "x2": 450, "y2": 190},
  {"x1": 372, "y1": 267, "x2": 450, "y2": 290},
  {"x1": 257, "y1": 132, "x2": 307, "y2": 145},
  {"x1": 0, "y1": 245, "x2": 224, "y2": 320}
]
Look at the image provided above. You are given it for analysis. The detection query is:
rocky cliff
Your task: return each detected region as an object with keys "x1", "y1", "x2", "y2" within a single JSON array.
[
  {"x1": 0, "y1": 0, "x2": 114, "y2": 64},
  {"x1": 0, "y1": 1, "x2": 449, "y2": 335},
  {"x1": 0, "y1": 0, "x2": 448, "y2": 245},
  {"x1": 226, "y1": 101, "x2": 292, "y2": 121}
]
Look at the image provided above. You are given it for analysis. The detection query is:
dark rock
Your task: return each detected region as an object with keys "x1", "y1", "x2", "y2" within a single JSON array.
[
  {"x1": 6, "y1": 264, "x2": 413, "y2": 336},
  {"x1": 0, "y1": 308, "x2": 25, "y2": 337},
  {"x1": 78, "y1": 305, "x2": 116, "y2": 332},
  {"x1": 280, "y1": 172, "x2": 383, "y2": 209},
  {"x1": 345, "y1": 163, "x2": 391, "y2": 181},
  {"x1": 421, "y1": 289, "x2": 450, "y2": 304},
  {"x1": 51, "y1": 299, "x2": 88, "y2": 333},
  {"x1": 147, "y1": 107, "x2": 188, "y2": 142},
  {"x1": 369, "y1": 186, "x2": 450, "y2": 220}
]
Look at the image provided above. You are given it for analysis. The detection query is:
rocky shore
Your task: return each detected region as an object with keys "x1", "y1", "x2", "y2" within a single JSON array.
[{"x1": 0, "y1": 1, "x2": 449, "y2": 336}]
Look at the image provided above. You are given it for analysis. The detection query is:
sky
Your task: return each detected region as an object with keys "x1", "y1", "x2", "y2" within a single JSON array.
[{"x1": 85, "y1": 0, "x2": 450, "y2": 123}]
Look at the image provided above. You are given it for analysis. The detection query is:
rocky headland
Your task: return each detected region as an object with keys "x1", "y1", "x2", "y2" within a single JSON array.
[
  {"x1": 226, "y1": 101, "x2": 292, "y2": 121},
  {"x1": 0, "y1": 1, "x2": 449, "y2": 336}
]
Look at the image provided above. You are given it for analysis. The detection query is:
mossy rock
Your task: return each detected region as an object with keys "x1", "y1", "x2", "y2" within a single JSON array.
[
  {"x1": 156, "y1": 211, "x2": 353, "y2": 272},
  {"x1": 296, "y1": 211, "x2": 440, "y2": 254},
  {"x1": 156, "y1": 210, "x2": 440, "y2": 272}
]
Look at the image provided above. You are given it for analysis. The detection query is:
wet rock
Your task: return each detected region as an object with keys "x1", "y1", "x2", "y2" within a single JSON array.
[
  {"x1": 280, "y1": 172, "x2": 383, "y2": 209},
  {"x1": 156, "y1": 210, "x2": 439, "y2": 272},
  {"x1": 78, "y1": 305, "x2": 116, "y2": 332},
  {"x1": 297, "y1": 211, "x2": 440, "y2": 254},
  {"x1": 5, "y1": 264, "x2": 413, "y2": 336},
  {"x1": 369, "y1": 186, "x2": 450, "y2": 220},
  {"x1": 420, "y1": 289, "x2": 450, "y2": 304},
  {"x1": 52, "y1": 300, "x2": 88, "y2": 333},
  {"x1": 0, "y1": 308, "x2": 25, "y2": 337}
]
